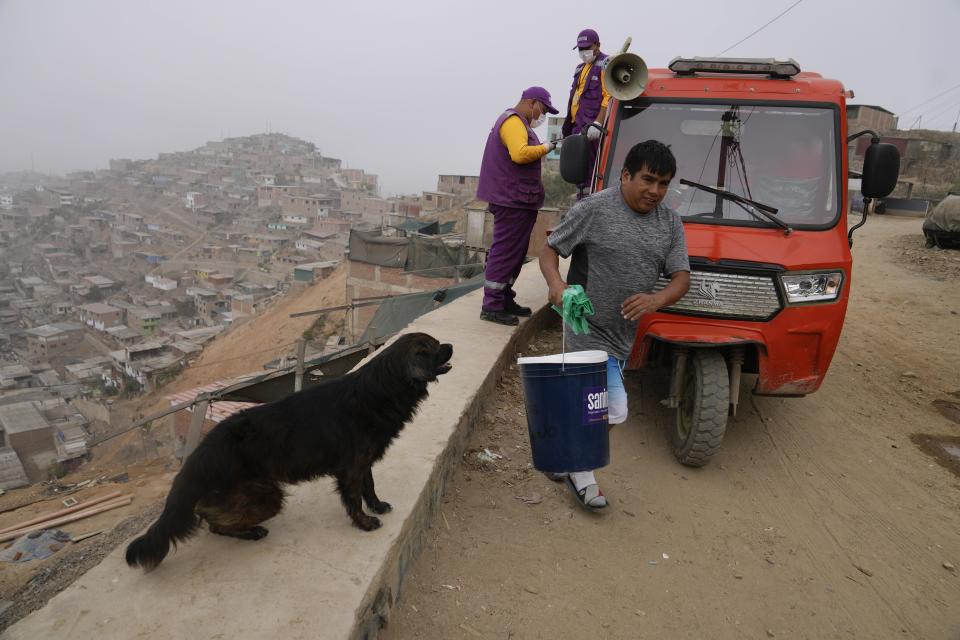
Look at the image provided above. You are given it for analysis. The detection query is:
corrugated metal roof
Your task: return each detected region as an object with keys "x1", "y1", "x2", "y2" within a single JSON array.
[
  {"x1": 165, "y1": 381, "x2": 258, "y2": 424},
  {"x1": 392, "y1": 219, "x2": 437, "y2": 233}
]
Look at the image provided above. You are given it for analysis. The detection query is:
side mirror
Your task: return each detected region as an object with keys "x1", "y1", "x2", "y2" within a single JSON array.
[
  {"x1": 560, "y1": 134, "x2": 591, "y2": 185},
  {"x1": 861, "y1": 142, "x2": 900, "y2": 199}
]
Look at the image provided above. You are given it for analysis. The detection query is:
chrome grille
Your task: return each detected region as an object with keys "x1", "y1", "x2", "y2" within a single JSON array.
[{"x1": 654, "y1": 270, "x2": 781, "y2": 320}]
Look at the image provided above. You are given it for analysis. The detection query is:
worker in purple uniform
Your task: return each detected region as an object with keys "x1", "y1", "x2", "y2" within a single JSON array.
[
  {"x1": 562, "y1": 29, "x2": 612, "y2": 176},
  {"x1": 477, "y1": 86, "x2": 559, "y2": 326}
]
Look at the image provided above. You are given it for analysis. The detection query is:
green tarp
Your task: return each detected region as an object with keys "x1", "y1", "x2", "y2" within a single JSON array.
[{"x1": 359, "y1": 277, "x2": 483, "y2": 344}]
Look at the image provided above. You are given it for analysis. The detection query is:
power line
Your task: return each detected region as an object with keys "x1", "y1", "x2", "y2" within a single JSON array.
[
  {"x1": 716, "y1": 0, "x2": 805, "y2": 56},
  {"x1": 917, "y1": 99, "x2": 960, "y2": 128},
  {"x1": 896, "y1": 82, "x2": 960, "y2": 117}
]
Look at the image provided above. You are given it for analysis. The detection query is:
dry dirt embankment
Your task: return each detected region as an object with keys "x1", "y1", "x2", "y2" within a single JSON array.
[
  {"x1": 155, "y1": 264, "x2": 347, "y2": 397},
  {"x1": 102, "y1": 265, "x2": 347, "y2": 464}
]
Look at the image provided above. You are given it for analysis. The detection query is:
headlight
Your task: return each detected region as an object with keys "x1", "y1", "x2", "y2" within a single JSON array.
[{"x1": 780, "y1": 271, "x2": 843, "y2": 303}]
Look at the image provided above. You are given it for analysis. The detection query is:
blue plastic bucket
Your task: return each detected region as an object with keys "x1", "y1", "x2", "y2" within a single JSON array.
[{"x1": 517, "y1": 350, "x2": 610, "y2": 473}]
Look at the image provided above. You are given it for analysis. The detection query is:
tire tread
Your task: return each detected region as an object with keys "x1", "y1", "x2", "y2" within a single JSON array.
[{"x1": 673, "y1": 350, "x2": 729, "y2": 467}]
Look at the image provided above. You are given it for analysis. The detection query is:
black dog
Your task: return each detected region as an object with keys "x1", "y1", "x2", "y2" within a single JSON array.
[{"x1": 125, "y1": 332, "x2": 453, "y2": 571}]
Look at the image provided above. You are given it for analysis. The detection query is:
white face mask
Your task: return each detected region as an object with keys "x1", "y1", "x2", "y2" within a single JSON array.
[
  {"x1": 530, "y1": 113, "x2": 546, "y2": 129},
  {"x1": 579, "y1": 49, "x2": 595, "y2": 64}
]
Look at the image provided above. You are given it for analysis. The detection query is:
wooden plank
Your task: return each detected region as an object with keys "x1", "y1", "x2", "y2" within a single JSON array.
[
  {"x1": 0, "y1": 497, "x2": 133, "y2": 543},
  {"x1": 70, "y1": 529, "x2": 105, "y2": 543},
  {"x1": 0, "y1": 491, "x2": 123, "y2": 535}
]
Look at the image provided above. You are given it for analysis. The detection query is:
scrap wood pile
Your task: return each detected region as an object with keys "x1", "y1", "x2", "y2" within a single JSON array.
[{"x1": 0, "y1": 491, "x2": 133, "y2": 547}]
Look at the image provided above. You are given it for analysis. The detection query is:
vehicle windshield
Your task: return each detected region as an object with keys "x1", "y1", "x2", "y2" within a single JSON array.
[{"x1": 606, "y1": 101, "x2": 840, "y2": 228}]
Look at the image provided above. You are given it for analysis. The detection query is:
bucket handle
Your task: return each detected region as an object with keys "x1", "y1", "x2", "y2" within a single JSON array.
[{"x1": 561, "y1": 319, "x2": 567, "y2": 371}]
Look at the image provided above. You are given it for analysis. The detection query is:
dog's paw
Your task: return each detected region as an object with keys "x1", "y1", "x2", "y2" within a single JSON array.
[
  {"x1": 369, "y1": 500, "x2": 392, "y2": 514},
  {"x1": 355, "y1": 516, "x2": 382, "y2": 531},
  {"x1": 247, "y1": 526, "x2": 269, "y2": 540}
]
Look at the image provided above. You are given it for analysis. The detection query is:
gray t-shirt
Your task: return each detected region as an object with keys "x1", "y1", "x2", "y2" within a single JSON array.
[{"x1": 547, "y1": 186, "x2": 690, "y2": 360}]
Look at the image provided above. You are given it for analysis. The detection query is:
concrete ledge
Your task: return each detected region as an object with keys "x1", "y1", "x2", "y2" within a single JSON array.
[
  {"x1": 354, "y1": 291, "x2": 555, "y2": 639},
  {"x1": 4, "y1": 262, "x2": 552, "y2": 640}
]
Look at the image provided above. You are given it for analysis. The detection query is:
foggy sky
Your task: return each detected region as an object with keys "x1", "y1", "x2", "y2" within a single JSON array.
[{"x1": 1, "y1": 0, "x2": 958, "y2": 195}]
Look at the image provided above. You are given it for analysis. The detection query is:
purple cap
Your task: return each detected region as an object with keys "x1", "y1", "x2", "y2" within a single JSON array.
[
  {"x1": 520, "y1": 86, "x2": 559, "y2": 114},
  {"x1": 573, "y1": 28, "x2": 600, "y2": 49}
]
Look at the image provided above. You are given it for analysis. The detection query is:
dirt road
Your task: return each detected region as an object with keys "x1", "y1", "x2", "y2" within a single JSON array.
[{"x1": 384, "y1": 215, "x2": 960, "y2": 640}]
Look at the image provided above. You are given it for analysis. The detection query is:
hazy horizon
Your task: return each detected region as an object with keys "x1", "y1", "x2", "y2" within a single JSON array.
[{"x1": 1, "y1": 0, "x2": 958, "y2": 195}]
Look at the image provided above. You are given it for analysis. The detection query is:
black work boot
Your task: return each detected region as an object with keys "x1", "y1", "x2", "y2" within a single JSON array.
[
  {"x1": 504, "y1": 300, "x2": 532, "y2": 317},
  {"x1": 480, "y1": 309, "x2": 519, "y2": 326}
]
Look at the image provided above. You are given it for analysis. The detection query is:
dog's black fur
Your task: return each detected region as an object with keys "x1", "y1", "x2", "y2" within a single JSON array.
[{"x1": 125, "y1": 332, "x2": 453, "y2": 571}]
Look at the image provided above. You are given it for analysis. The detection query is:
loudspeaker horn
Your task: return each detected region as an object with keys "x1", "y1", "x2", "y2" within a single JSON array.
[{"x1": 603, "y1": 37, "x2": 647, "y2": 101}]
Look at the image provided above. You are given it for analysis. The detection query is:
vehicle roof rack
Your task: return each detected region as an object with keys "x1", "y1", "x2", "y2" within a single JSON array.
[{"x1": 668, "y1": 57, "x2": 801, "y2": 79}]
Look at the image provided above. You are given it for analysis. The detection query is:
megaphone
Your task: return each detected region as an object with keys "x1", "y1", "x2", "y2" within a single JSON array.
[{"x1": 603, "y1": 37, "x2": 647, "y2": 101}]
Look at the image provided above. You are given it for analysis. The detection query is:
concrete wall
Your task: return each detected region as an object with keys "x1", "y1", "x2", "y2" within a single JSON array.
[
  {"x1": 437, "y1": 175, "x2": 479, "y2": 198},
  {"x1": 464, "y1": 208, "x2": 561, "y2": 258},
  {"x1": 8, "y1": 427, "x2": 54, "y2": 481},
  {"x1": 340, "y1": 189, "x2": 365, "y2": 213},
  {"x1": 71, "y1": 397, "x2": 113, "y2": 440},
  {"x1": 27, "y1": 331, "x2": 83, "y2": 359},
  {"x1": 848, "y1": 106, "x2": 897, "y2": 134}
]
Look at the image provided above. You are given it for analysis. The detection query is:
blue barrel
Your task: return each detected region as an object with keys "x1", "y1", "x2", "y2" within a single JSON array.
[{"x1": 517, "y1": 350, "x2": 609, "y2": 473}]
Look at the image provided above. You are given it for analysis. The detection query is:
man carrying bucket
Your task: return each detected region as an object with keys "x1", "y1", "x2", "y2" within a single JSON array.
[
  {"x1": 537, "y1": 140, "x2": 691, "y2": 510},
  {"x1": 477, "y1": 86, "x2": 560, "y2": 327}
]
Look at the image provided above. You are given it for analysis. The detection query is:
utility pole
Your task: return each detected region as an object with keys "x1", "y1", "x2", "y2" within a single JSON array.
[
  {"x1": 184, "y1": 399, "x2": 209, "y2": 459},
  {"x1": 294, "y1": 339, "x2": 306, "y2": 392},
  {"x1": 953, "y1": 106, "x2": 959, "y2": 133}
]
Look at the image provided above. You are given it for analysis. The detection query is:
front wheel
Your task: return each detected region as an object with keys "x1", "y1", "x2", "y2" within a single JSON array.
[{"x1": 671, "y1": 350, "x2": 729, "y2": 467}]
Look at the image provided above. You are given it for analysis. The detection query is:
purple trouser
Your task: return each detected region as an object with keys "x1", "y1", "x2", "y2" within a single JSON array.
[{"x1": 482, "y1": 204, "x2": 538, "y2": 311}]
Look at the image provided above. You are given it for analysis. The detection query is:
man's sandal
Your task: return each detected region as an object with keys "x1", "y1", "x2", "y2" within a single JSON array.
[{"x1": 563, "y1": 475, "x2": 607, "y2": 511}]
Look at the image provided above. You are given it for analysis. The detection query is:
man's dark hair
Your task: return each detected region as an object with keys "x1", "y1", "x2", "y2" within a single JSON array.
[{"x1": 622, "y1": 140, "x2": 676, "y2": 179}]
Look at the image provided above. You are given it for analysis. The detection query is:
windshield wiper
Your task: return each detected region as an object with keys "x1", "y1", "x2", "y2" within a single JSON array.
[{"x1": 680, "y1": 178, "x2": 792, "y2": 235}]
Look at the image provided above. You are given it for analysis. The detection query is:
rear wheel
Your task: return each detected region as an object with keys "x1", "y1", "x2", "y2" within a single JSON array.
[{"x1": 671, "y1": 350, "x2": 729, "y2": 467}]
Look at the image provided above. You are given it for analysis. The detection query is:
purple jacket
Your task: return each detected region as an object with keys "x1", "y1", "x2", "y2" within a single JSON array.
[
  {"x1": 563, "y1": 52, "x2": 609, "y2": 136},
  {"x1": 476, "y1": 109, "x2": 545, "y2": 210}
]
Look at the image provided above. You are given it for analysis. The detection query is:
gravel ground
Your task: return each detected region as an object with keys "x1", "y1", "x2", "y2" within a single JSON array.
[
  {"x1": 0, "y1": 501, "x2": 162, "y2": 632},
  {"x1": 889, "y1": 230, "x2": 960, "y2": 281}
]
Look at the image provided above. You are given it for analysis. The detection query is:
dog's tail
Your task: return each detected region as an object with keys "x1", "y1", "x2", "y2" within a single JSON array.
[{"x1": 125, "y1": 454, "x2": 208, "y2": 571}]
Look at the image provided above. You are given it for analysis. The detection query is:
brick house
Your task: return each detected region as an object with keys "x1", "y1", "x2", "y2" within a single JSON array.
[{"x1": 78, "y1": 302, "x2": 123, "y2": 331}]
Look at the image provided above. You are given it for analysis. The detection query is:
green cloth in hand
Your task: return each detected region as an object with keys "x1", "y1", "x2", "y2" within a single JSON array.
[{"x1": 551, "y1": 284, "x2": 594, "y2": 335}]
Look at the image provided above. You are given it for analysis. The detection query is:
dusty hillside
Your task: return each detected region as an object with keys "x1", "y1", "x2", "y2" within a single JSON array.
[{"x1": 139, "y1": 266, "x2": 347, "y2": 416}]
